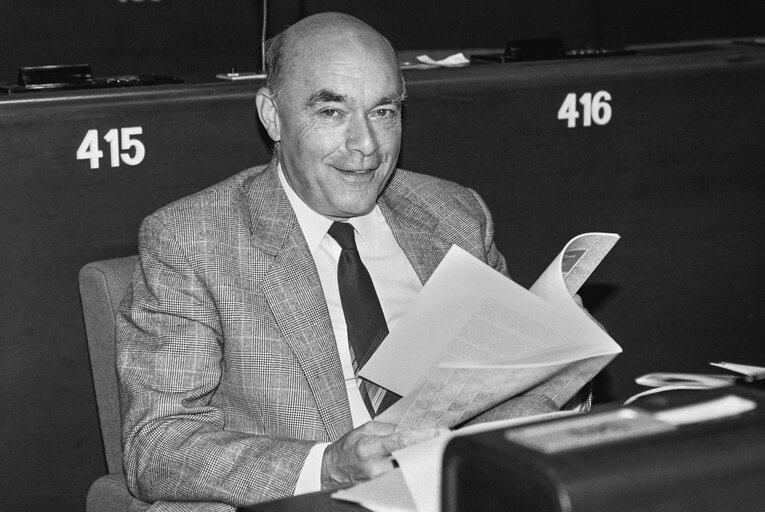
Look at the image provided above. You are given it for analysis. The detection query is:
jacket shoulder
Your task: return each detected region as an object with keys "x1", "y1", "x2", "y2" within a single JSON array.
[
  {"x1": 143, "y1": 164, "x2": 270, "y2": 229},
  {"x1": 389, "y1": 168, "x2": 486, "y2": 216}
]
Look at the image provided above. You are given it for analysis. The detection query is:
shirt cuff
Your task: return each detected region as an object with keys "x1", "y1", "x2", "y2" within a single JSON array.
[{"x1": 294, "y1": 442, "x2": 330, "y2": 495}]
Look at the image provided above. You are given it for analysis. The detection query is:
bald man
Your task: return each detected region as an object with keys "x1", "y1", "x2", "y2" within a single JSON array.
[{"x1": 117, "y1": 12, "x2": 580, "y2": 511}]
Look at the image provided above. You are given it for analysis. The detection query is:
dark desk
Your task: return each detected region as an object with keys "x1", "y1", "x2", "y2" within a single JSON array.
[
  {"x1": 244, "y1": 387, "x2": 765, "y2": 512},
  {"x1": 2, "y1": 42, "x2": 764, "y2": 510},
  {"x1": 240, "y1": 491, "x2": 368, "y2": 512}
]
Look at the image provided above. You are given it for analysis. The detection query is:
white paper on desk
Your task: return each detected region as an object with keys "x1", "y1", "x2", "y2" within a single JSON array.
[
  {"x1": 393, "y1": 411, "x2": 579, "y2": 512},
  {"x1": 361, "y1": 234, "x2": 621, "y2": 429},
  {"x1": 710, "y1": 361, "x2": 765, "y2": 378},
  {"x1": 415, "y1": 52, "x2": 470, "y2": 67},
  {"x1": 332, "y1": 468, "x2": 416, "y2": 512},
  {"x1": 332, "y1": 412, "x2": 578, "y2": 512}
]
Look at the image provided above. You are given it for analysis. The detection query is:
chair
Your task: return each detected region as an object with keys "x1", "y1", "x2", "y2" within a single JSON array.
[{"x1": 79, "y1": 256, "x2": 139, "y2": 512}]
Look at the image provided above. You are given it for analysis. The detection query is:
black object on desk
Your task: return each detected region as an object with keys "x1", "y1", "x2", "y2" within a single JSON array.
[
  {"x1": 470, "y1": 37, "x2": 634, "y2": 63},
  {"x1": 1, "y1": 63, "x2": 182, "y2": 93},
  {"x1": 442, "y1": 386, "x2": 765, "y2": 512}
]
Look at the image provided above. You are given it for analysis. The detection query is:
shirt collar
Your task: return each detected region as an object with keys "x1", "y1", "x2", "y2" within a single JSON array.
[{"x1": 278, "y1": 164, "x2": 383, "y2": 253}]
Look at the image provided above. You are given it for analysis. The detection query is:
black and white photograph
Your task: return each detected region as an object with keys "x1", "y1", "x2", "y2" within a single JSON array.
[{"x1": 1, "y1": 2, "x2": 764, "y2": 511}]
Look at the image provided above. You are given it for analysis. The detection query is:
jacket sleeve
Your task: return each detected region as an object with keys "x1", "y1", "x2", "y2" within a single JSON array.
[
  {"x1": 467, "y1": 187, "x2": 509, "y2": 277},
  {"x1": 116, "y1": 214, "x2": 315, "y2": 507}
]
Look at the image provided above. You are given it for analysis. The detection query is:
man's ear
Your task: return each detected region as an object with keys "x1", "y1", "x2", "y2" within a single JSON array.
[{"x1": 256, "y1": 87, "x2": 281, "y2": 142}]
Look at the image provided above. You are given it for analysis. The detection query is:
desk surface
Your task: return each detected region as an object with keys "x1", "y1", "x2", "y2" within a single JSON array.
[{"x1": 240, "y1": 490, "x2": 369, "y2": 512}]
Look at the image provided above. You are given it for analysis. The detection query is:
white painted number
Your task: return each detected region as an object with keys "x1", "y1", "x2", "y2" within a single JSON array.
[
  {"x1": 558, "y1": 91, "x2": 612, "y2": 128},
  {"x1": 76, "y1": 129, "x2": 104, "y2": 169},
  {"x1": 590, "y1": 90, "x2": 613, "y2": 126},
  {"x1": 103, "y1": 129, "x2": 120, "y2": 168},
  {"x1": 120, "y1": 126, "x2": 146, "y2": 166},
  {"x1": 76, "y1": 127, "x2": 146, "y2": 169}
]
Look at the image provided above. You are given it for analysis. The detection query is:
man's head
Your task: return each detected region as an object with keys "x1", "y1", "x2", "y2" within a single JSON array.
[{"x1": 256, "y1": 13, "x2": 405, "y2": 221}]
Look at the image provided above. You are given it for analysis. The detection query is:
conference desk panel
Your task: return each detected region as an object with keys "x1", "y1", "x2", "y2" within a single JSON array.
[
  {"x1": 0, "y1": 85, "x2": 270, "y2": 509},
  {"x1": 1, "y1": 42, "x2": 763, "y2": 510},
  {"x1": 398, "y1": 43, "x2": 765, "y2": 405}
]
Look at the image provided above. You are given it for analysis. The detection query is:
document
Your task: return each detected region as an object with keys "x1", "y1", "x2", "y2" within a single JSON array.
[
  {"x1": 359, "y1": 233, "x2": 622, "y2": 429},
  {"x1": 709, "y1": 361, "x2": 765, "y2": 379},
  {"x1": 331, "y1": 468, "x2": 416, "y2": 512}
]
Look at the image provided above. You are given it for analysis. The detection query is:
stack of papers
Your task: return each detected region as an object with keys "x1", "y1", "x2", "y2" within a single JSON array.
[
  {"x1": 361, "y1": 233, "x2": 622, "y2": 430},
  {"x1": 335, "y1": 233, "x2": 623, "y2": 511}
]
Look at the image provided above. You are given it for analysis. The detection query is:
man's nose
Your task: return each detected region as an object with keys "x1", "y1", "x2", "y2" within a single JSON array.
[{"x1": 346, "y1": 115, "x2": 378, "y2": 157}]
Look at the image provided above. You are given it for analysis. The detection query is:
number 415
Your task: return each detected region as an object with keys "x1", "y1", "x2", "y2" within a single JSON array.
[
  {"x1": 558, "y1": 91, "x2": 612, "y2": 128},
  {"x1": 76, "y1": 127, "x2": 146, "y2": 169}
]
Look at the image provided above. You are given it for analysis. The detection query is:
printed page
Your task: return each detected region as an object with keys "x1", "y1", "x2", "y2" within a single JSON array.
[
  {"x1": 361, "y1": 234, "x2": 621, "y2": 429},
  {"x1": 331, "y1": 468, "x2": 416, "y2": 512},
  {"x1": 530, "y1": 232, "x2": 620, "y2": 316}
]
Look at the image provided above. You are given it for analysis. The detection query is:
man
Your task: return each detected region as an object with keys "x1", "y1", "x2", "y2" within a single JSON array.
[{"x1": 117, "y1": 12, "x2": 586, "y2": 511}]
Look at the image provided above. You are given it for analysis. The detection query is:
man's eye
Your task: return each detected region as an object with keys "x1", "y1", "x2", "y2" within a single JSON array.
[
  {"x1": 373, "y1": 108, "x2": 396, "y2": 119},
  {"x1": 319, "y1": 108, "x2": 340, "y2": 118}
]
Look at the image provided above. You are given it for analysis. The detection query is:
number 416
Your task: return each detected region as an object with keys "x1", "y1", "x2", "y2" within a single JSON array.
[{"x1": 558, "y1": 91, "x2": 612, "y2": 128}]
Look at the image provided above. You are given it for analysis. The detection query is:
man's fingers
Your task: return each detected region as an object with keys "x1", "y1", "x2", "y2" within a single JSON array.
[
  {"x1": 321, "y1": 423, "x2": 446, "y2": 489},
  {"x1": 362, "y1": 420, "x2": 397, "y2": 435},
  {"x1": 379, "y1": 428, "x2": 444, "y2": 453}
]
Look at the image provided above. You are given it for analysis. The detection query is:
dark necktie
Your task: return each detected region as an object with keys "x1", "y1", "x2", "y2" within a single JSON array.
[{"x1": 328, "y1": 221, "x2": 400, "y2": 417}]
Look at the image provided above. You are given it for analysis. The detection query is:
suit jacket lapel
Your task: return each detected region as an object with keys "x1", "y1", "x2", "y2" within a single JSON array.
[
  {"x1": 379, "y1": 174, "x2": 452, "y2": 284},
  {"x1": 246, "y1": 164, "x2": 352, "y2": 441}
]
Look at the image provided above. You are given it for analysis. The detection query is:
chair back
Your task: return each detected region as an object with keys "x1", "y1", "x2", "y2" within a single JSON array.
[{"x1": 79, "y1": 256, "x2": 138, "y2": 474}]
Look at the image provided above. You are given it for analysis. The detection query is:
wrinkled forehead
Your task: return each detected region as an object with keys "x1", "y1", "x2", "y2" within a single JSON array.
[{"x1": 280, "y1": 29, "x2": 402, "y2": 101}]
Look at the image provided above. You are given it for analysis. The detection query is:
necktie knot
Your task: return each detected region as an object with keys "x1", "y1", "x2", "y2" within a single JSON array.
[{"x1": 328, "y1": 221, "x2": 357, "y2": 251}]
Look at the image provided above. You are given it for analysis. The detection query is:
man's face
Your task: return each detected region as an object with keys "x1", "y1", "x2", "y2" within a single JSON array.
[{"x1": 270, "y1": 37, "x2": 404, "y2": 220}]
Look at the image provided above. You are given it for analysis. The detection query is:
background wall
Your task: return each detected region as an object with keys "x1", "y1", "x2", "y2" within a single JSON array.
[
  {"x1": 1, "y1": 1, "x2": 763, "y2": 83},
  {"x1": 0, "y1": 2, "x2": 763, "y2": 511}
]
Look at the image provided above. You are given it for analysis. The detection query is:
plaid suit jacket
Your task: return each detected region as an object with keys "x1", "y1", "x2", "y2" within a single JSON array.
[{"x1": 117, "y1": 161, "x2": 548, "y2": 510}]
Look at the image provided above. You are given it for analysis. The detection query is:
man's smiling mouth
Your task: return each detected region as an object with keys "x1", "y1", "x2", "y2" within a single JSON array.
[{"x1": 336, "y1": 167, "x2": 377, "y2": 174}]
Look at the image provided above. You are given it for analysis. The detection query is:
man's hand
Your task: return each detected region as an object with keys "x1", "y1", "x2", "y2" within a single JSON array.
[{"x1": 320, "y1": 421, "x2": 442, "y2": 489}]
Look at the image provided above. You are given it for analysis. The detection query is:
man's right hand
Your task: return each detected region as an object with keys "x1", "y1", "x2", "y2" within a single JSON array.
[{"x1": 320, "y1": 421, "x2": 442, "y2": 489}]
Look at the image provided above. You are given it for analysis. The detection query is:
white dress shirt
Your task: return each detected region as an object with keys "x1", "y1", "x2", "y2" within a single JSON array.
[{"x1": 278, "y1": 167, "x2": 423, "y2": 494}]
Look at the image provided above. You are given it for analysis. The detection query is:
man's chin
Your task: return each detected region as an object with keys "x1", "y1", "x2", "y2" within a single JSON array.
[{"x1": 324, "y1": 201, "x2": 378, "y2": 221}]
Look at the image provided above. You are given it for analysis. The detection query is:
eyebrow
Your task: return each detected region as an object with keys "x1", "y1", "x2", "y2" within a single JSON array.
[
  {"x1": 380, "y1": 93, "x2": 407, "y2": 106},
  {"x1": 306, "y1": 89, "x2": 347, "y2": 107},
  {"x1": 305, "y1": 88, "x2": 406, "y2": 108}
]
